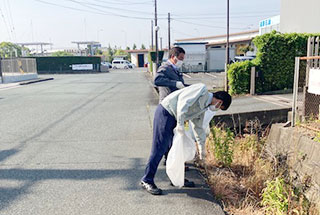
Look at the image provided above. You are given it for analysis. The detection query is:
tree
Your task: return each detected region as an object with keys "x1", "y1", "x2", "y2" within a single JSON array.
[
  {"x1": 126, "y1": 46, "x2": 130, "y2": 50},
  {"x1": 0, "y1": 42, "x2": 29, "y2": 58},
  {"x1": 141, "y1": 44, "x2": 146, "y2": 49},
  {"x1": 95, "y1": 49, "x2": 103, "y2": 55},
  {"x1": 51, "y1": 51, "x2": 73, "y2": 56},
  {"x1": 132, "y1": 44, "x2": 137, "y2": 50},
  {"x1": 239, "y1": 45, "x2": 254, "y2": 56}
]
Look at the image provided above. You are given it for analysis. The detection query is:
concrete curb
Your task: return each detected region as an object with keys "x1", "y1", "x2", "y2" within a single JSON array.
[{"x1": 19, "y1": 78, "x2": 54, "y2": 85}]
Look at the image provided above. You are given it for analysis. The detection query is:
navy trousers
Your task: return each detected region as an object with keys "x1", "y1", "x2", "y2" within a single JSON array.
[{"x1": 141, "y1": 104, "x2": 176, "y2": 184}]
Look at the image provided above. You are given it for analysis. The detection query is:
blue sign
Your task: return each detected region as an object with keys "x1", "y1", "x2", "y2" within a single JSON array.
[{"x1": 260, "y1": 19, "x2": 272, "y2": 28}]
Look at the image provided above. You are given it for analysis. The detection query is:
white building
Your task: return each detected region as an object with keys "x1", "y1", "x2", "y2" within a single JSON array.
[
  {"x1": 259, "y1": 15, "x2": 280, "y2": 35},
  {"x1": 280, "y1": 0, "x2": 320, "y2": 33},
  {"x1": 175, "y1": 30, "x2": 259, "y2": 72},
  {"x1": 173, "y1": 42, "x2": 207, "y2": 72},
  {"x1": 127, "y1": 49, "x2": 169, "y2": 68}
]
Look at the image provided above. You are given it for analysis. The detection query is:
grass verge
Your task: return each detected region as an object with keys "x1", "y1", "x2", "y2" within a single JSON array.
[{"x1": 198, "y1": 125, "x2": 319, "y2": 215}]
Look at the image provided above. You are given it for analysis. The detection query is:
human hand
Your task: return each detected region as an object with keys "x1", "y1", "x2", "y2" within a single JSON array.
[{"x1": 176, "y1": 81, "x2": 185, "y2": 89}]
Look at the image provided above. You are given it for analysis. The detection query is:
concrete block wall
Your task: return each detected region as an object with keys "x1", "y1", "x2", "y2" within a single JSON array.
[
  {"x1": 1, "y1": 74, "x2": 38, "y2": 84},
  {"x1": 266, "y1": 124, "x2": 320, "y2": 206}
]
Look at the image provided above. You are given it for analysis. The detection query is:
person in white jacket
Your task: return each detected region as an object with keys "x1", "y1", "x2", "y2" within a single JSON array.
[{"x1": 140, "y1": 83, "x2": 232, "y2": 195}]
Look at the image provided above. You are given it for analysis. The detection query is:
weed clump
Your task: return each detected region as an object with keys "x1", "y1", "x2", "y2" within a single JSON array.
[{"x1": 202, "y1": 123, "x2": 318, "y2": 215}]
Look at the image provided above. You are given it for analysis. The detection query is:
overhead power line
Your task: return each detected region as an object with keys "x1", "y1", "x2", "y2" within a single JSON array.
[
  {"x1": 93, "y1": 0, "x2": 153, "y2": 5},
  {"x1": 172, "y1": 19, "x2": 246, "y2": 30},
  {"x1": 0, "y1": 7, "x2": 13, "y2": 41},
  {"x1": 66, "y1": 0, "x2": 156, "y2": 15},
  {"x1": 34, "y1": 0, "x2": 154, "y2": 20}
]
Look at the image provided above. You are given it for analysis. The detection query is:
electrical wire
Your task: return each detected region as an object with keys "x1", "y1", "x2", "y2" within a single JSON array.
[
  {"x1": 93, "y1": 0, "x2": 153, "y2": 5},
  {"x1": 34, "y1": 0, "x2": 154, "y2": 20},
  {"x1": 0, "y1": 6, "x2": 13, "y2": 41},
  {"x1": 66, "y1": 0, "x2": 155, "y2": 15},
  {"x1": 5, "y1": 0, "x2": 17, "y2": 41},
  {"x1": 172, "y1": 19, "x2": 246, "y2": 30}
]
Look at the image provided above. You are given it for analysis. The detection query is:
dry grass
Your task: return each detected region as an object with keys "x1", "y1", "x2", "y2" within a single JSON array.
[
  {"x1": 204, "y1": 133, "x2": 273, "y2": 213},
  {"x1": 202, "y1": 128, "x2": 318, "y2": 215}
]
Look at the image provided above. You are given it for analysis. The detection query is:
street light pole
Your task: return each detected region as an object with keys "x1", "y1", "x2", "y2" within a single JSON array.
[
  {"x1": 168, "y1": 12, "x2": 171, "y2": 49},
  {"x1": 155, "y1": 0, "x2": 159, "y2": 67},
  {"x1": 225, "y1": 0, "x2": 230, "y2": 92},
  {"x1": 151, "y1": 20, "x2": 154, "y2": 50}
]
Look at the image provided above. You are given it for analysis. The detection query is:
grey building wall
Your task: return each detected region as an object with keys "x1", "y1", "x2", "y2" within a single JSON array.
[{"x1": 281, "y1": 0, "x2": 320, "y2": 33}]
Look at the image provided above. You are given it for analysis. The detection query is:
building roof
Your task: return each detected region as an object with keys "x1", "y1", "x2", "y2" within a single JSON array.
[
  {"x1": 127, "y1": 48, "x2": 168, "y2": 53},
  {"x1": 176, "y1": 29, "x2": 259, "y2": 42},
  {"x1": 71, "y1": 41, "x2": 100, "y2": 45},
  {"x1": 206, "y1": 37, "x2": 254, "y2": 46},
  {"x1": 16, "y1": 42, "x2": 53, "y2": 46},
  {"x1": 126, "y1": 49, "x2": 150, "y2": 53}
]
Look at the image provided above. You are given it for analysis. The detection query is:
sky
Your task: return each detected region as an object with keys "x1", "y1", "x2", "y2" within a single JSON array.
[{"x1": 0, "y1": 0, "x2": 280, "y2": 50}]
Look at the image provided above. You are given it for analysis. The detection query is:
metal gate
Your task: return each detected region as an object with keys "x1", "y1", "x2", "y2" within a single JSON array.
[{"x1": 292, "y1": 37, "x2": 320, "y2": 126}]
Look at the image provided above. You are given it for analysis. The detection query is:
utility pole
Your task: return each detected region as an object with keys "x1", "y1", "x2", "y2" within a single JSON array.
[
  {"x1": 151, "y1": 20, "x2": 154, "y2": 50},
  {"x1": 160, "y1": 37, "x2": 163, "y2": 50},
  {"x1": 168, "y1": 12, "x2": 171, "y2": 49},
  {"x1": 224, "y1": 0, "x2": 230, "y2": 92},
  {"x1": 0, "y1": 57, "x2": 2, "y2": 83},
  {"x1": 154, "y1": 0, "x2": 159, "y2": 67}
]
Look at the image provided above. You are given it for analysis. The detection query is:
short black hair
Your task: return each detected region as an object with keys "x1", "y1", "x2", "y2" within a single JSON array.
[
  {"x1": 213, "y1": 91, "x2": 232, "y2": 111},
  {"x1": 169, "y1": 46, "x2": 185, "y2": 58}
]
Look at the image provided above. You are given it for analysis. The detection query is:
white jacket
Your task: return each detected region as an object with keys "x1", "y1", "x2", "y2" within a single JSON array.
[{"x1": 161, "y1": 83, "x2": 210, "y2": 147}]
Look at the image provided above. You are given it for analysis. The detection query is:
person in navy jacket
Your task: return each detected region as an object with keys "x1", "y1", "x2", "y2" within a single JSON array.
[{"x1": 154, "y1": 46, "x2": 189, "y2": 103}]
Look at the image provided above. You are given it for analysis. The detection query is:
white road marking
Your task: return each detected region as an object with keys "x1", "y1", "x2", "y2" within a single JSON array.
[
  {"x1": 183, "y1": 73, "x2": 192, "y2": 79},
  {"x1": 206, "y1": 73, "x2": 217, "y2": 78},
  {"x1": 253, "y1": 95, "x2": 291, "y2": 108}
]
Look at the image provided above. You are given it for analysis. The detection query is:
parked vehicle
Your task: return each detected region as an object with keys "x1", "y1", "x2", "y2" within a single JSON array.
[
  {"x1": 231, "y1": 56, "x2": 256, "y2": 63},
  {"x1": 112, "y1": 60, "x2": 130, "y2": 69},
  {"x1": 101, "y1": 62, "x2": 112, "y2": 68},
  {"x1": 128, "y1": 62, "x2": 135, "y2": 69}
]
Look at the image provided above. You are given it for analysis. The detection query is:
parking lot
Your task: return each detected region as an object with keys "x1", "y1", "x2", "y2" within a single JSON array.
[{"x1": 183, "y1": 72, "x2": 225, "y2": 91}]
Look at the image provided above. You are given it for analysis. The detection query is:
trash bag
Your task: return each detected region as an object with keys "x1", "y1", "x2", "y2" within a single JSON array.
[
  {"x1": 166, "y1": 128, "x2": 196, "y2": 187},
  {"x1": 187, "y1": 109, "x2": 216, "y2": 148},
  {"x1": 187, "y1": 109, "x2": 216, "y2": 140}
]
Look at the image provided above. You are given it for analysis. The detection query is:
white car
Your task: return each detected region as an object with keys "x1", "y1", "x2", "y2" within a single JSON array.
[
  {"x1": 112, "y1": 60, "x2": 130, "y2": 69},
  {"x1": 101, "y1": 62, "x2": 112, "y2": 68}
]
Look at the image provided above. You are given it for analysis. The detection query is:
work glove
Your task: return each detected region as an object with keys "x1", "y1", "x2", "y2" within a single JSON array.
[
  {"x1": 176, "y1": 81, "x2": 185, "y2": 89},
  {"x1": 176, "y1": 125, "x2": 185, "y2": 135}
]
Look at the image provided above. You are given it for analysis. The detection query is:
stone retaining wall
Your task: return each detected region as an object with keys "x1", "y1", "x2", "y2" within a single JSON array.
[{"x1": 266, "y1": 123, "x2": 320, "y2": 206}]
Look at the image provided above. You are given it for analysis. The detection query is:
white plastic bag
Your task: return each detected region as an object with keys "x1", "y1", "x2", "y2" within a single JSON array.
[
  {"x1": 187, "y1": 109, "x2": 216, "y2": 156},
  {"x1": 187, "y1": 109, "x2": 216, "y2": 140},
  {"x1": 166, "y1": 128, "x2": 196, "y2": 187}
]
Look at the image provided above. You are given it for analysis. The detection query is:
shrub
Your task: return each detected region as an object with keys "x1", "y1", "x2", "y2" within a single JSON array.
[
  {"x1": 261, "y1": 177, "x2": 290, "y2": 215},
  {"x1": 228, "y1": 60, "x2": 255, "y2": 95},
  {"x1": 209, "y1": 127, "x2": 234, "y2": 167},
  {"x1": 228, "y1": 31, "x2": 320, "y2": 95}
]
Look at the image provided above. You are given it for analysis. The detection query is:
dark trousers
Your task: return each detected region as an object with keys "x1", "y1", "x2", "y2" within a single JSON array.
[{"x1": 141, "y1": 104, "x2": 176, "y2": 184}]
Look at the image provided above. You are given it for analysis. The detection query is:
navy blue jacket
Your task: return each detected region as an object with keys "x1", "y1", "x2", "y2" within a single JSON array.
[{"x1": 154, "y1": 61, "x2": 186, "y2": 102}]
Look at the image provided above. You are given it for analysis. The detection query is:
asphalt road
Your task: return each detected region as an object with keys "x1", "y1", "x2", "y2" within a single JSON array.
[{"x1": 0, "y1": 69, "x2": 224, "y2": 215}]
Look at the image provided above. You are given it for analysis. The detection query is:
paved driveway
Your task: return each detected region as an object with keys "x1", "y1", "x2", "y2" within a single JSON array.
[{"x1": 0, "y1": 69, "x2": 224, "y2": 215}]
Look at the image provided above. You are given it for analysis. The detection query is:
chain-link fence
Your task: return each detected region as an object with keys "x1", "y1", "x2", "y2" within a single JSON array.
[
  {"x1": 0, "y1": 58, "x2": 37, "y2": 83},
  {"x1": 292, "y1": 37, "x2": 320, "y2": 126}
]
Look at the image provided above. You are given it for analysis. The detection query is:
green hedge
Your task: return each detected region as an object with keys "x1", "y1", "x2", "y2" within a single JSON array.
[
  {"x1": 228, "y1": 60, "x2": 254, "y2": 95},
  {"x1": 228, "y1": 31, "x2": 320, "y2": 95}
]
